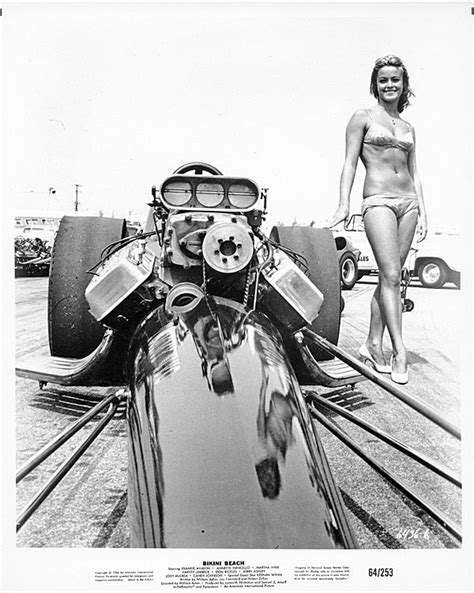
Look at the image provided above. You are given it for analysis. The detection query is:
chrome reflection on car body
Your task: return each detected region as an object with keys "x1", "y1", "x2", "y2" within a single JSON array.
[{"x1": 127, "y1": 296, "x2": 356, "y2": 549}]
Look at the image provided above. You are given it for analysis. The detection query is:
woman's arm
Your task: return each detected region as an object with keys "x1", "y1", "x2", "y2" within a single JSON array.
[
  {"x1": 328, "y1": 109, "x2": 367, "y2": 227},
  {"x1": 408, "y1": 126, "x2": 428, "y2": 242}
]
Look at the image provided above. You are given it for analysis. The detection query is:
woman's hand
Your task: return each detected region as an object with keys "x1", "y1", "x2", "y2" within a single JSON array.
[
  {"x1": 327, "y1": 205, "x2": 350, "y2": 229},
  {"x1": 416, "y1": 215, "x2": 428, "y2": 242}
]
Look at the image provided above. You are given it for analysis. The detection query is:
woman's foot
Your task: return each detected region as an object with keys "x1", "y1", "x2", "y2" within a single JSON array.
[
  {"x1": 390, "y1": 350, "x2": 408, "y2": 384},
  {"x1": 359, "y1": 342, "x2": 390, "y2": 373}
]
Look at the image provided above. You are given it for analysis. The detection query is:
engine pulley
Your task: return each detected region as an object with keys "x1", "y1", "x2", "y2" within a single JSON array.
[{"x1": 202, "y1": 222, "x2": 253, "y2": 274}]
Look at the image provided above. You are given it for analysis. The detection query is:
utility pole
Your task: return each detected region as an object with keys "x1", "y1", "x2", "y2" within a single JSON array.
[{"x1": 74, "y1": 184, "x2": 82, "y2": 211}]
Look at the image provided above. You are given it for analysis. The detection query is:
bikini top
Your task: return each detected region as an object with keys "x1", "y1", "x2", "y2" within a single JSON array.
[{"x1": 363, "y1": 109, "x2": 414, "y2": 152}]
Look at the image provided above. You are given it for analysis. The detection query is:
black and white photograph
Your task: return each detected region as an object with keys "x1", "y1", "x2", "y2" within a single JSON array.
[{"x1": 2, "y1": 1, "x2": 472, "y2": 591}]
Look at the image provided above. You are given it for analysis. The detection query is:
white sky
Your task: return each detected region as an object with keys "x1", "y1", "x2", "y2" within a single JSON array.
[{"x1": 2, "y1": 2, "x2": 472, "y2": 232}]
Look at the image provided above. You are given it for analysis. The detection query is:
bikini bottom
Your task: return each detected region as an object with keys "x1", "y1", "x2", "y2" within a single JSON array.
[{"x1": 361, "y1": 194, "x2": 419, "y2": 220}]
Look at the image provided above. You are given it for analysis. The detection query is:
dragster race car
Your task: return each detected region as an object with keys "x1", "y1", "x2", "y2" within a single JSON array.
[{"x1": 16, "y1": 163, "x2": 461, "y2": 548}]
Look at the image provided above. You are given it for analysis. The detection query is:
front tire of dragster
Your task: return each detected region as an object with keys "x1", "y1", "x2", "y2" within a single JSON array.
[
  {"x1": 269, "y1": 226, "x2": 341, "y2": 362},
  {"x1": 48, "y1": 216, "x2": 128, "y2": 358}
]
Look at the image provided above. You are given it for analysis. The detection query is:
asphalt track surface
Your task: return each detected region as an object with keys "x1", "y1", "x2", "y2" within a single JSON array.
[{"x1": 15, "y1": 276, "x2": 463, "y2": 549}]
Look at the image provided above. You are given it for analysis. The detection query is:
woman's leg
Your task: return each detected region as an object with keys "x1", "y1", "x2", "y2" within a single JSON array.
[
  {"x1": 365, "y1": 208, "x2": 418, "y2": 363},
  {"x1": 365, "y1": 283, "x2": 386, "y2": 363},
  {"x1": 363, "y1": 207, "x2": 413, "y2": 374},
  {"x1": 396, "y1": 209, "x2": 419, "y2": 336}
]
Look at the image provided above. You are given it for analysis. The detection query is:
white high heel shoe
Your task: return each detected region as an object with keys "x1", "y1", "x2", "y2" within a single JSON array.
[
  {"x1": 358, "y1": 344, "x2": 391, "y2": 373},
  {"x1": 390, "y1": 355, "x2": 408, "y2": 385}
]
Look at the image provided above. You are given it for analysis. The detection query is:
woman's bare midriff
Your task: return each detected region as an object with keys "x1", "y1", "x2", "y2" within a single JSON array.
[{"x1": 361, "y1": 144, "x2": 415, "y2": 197}]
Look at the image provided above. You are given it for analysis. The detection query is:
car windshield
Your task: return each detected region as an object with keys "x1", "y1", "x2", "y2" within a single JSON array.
[{"x1": 346, "y1": 215, "x2": 365, "y2": 232}]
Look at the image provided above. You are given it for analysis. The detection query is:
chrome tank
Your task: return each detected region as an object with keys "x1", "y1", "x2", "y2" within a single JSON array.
[{"x1": 127, "y1": 294, "x2": 356, "y2": 548}]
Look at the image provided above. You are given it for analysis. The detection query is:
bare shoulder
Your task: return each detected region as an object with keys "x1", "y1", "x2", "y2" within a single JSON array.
[
  {"x1": 346, "y1": 108, "x2": 369, "y2": 131},
  {"x1": 351, "y1": 108, "x2": 370, "y2": 121}
]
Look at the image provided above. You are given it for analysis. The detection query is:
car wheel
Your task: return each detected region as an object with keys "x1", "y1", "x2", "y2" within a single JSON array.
[
  {"x1": 48, "y1": 216, "x2": 128, "y2": 358},
  {"x1": 339, "y1": 252, "x2": 358, "y2": 290},
  {"x1": 418, "y1": 259, "x2": 448, "y2": 289},
  {"x1": 270, "y1": 226, "x2": 341, "y2": 362}
]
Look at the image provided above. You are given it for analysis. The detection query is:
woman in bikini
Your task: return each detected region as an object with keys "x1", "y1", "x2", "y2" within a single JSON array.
[{"x1": 329, "y1": 55, "x2": 427, "y2": 384}]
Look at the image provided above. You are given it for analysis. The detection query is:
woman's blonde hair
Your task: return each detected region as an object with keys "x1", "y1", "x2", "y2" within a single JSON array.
[{"x1": 370, "y1": 55, "x2": 414, "y2": 113}]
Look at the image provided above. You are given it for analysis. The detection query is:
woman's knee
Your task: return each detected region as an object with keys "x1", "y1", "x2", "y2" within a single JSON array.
[{"x1": 379, "y1": 267, "x2": 401, "y2": 287}]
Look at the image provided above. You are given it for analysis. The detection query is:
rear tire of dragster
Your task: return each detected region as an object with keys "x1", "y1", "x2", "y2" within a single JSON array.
[
  {"x1": 270, "y1": 226, "x2": 341, "y2": 361},
  {"x1": 48, "y1": 216, "x2": 128, "y2": 358}
]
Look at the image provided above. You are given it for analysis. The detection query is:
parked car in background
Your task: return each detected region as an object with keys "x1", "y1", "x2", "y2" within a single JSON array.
[
  {"x1": 332, "y1": 215, "x2": 376, "y2": 282},
  {"x1": 414, "y1": 232, "x2": 461, "y2": 288},
  {"x1": 334, "y1": 235, "x2": 360, "y2": 290},
  {"x1": 332, "y1": 215, "x2": 461, "y2": 289}
]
